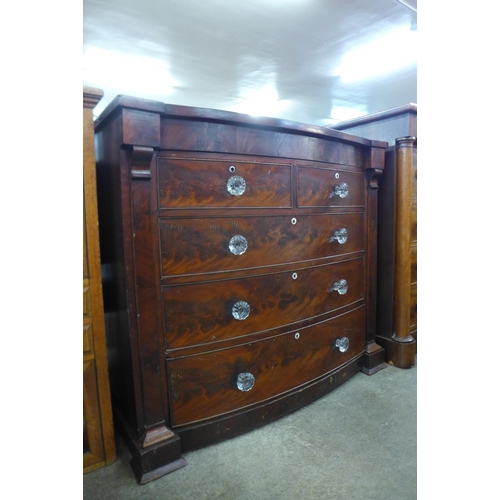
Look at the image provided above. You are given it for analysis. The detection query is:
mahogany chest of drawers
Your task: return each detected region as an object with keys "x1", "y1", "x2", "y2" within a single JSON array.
[{"x1": 94, "y1": 96, "x2": 387, "y2": 483}]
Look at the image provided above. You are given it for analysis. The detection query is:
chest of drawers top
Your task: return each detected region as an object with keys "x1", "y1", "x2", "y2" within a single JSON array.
[{"x1": 95, "y1": 95, "x2": 386, "y2": 161}]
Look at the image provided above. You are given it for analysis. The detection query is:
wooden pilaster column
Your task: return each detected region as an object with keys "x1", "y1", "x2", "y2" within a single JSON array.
[
  {"x1": 387, "y1": 136, "x2": 416, "y2": 367},
  {"x1": 362, "y1": 145, "x2": 387, "y2": 375}
]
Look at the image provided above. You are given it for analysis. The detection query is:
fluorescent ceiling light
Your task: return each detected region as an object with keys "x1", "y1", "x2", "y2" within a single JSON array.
[
  {"x1": 230, "y1": 87, "x2": 289, "y2": 117},
  {"x1": 328, "y1": 106, "x2": 367, "y2": 125},
  {"x1": 336, "y1": 27, "x2": 417, "y2": 82}
]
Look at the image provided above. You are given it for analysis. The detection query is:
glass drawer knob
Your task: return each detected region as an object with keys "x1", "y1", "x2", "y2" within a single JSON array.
[
  {"x1": 229, "y1": 235, "x2": 248, "y2": 255},
  {"x1": 335, "y1": 337, "x2": 349, "y2": 353},
  {"x1": 330, "y1": 279, "x2": 348, "y2": 295},
  {"x1": 329, "y1": 228, "x2": 348, "y2": 244},
  {"x1": 227, "y1": 175, "x2": 246, "y2": 196},
  {"x1": 232, "y1": 300, "x2": 250, "y2": 320},
  {"x1": 330, "y1": 182, "x2": 349, "y2": 199},
  {"x1": 236, "y1": 372, "x2": 255, "y2": 392}
]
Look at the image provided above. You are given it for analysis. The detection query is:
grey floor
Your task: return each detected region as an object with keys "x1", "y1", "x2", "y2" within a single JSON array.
[{"x1": 83, "y1": 359, "x2": 416, "y2": 500}]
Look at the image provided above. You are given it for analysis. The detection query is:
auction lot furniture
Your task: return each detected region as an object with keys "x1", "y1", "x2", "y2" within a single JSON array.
[{"x1": 94, "y1": 96, "x2": 388, "y2": 483}]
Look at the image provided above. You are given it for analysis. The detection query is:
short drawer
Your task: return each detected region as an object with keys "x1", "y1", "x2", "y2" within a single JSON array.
[
  {"x1": 164, "y1": 258, "x2": 364, "y2": 349},
  {"x1": 167, "y1": 306, "x2": 365, "y2": 426},
  {"x1": 159, "y1": 212, "x2": 364, "y2": 277},
  {"x1": 157, "y1": 158, "x2": 292, "y2": 209},
  {"x1": 297, "y1": 166, "x2": 364, "y2": 207}
]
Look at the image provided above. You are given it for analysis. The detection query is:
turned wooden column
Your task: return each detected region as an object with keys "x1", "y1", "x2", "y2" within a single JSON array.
[{"x1": 387, "y1": 136, "x2": 416, "y2": 366}]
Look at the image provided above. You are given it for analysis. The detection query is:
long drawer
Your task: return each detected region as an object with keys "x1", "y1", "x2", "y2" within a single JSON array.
[
  {"x1": 163, "y1": 258, "x2": 364, "y2": 349},
  {"x1": 167, "y1": 306, "x2": 365, "y2": 426},
  {"x1": 157, "y1": 158, "x2": 292, "y2": 209},
  {"x1": 297, "y1": 166, "x2": 365, "y2": 207},
  {"x1": 159, "y1": 212, "x2": 364, "y2": 277}
]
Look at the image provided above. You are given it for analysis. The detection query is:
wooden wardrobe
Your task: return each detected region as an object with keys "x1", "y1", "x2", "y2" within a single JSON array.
[{"x1": 83, "y1": 87, "x2": 116, "y2": 472}]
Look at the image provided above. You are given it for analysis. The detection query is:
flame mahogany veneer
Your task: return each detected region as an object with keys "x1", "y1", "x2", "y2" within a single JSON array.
[{"x1": 94, "y1": 96, "x2": 387, "y2": 484}]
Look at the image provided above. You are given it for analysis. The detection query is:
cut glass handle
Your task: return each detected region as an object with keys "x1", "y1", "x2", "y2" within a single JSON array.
[
  {"x1": 329, "y1": 279, "x2": 348, "y2": 295},
  {"x1": 229, "y1": 235, "x2": 248, "y2": 255},
  {"x1": 334, "y1": 337, "x2": 349, "y2": 353},
  {"x1": 330, "y1": 182, "x2": 349, "y2": 199},
  {"x1": 232, "y1": 300, "x2": 250, "y2": 320},
  {"x1": 329, "y1": 228, "x2": 348, "y2": 244},
  {"x1": 236, "y1": 372, "x2": 255, "y2": 392},
  {"x1": 227, "y1": 175, "x2": 246, "y2": 196}
]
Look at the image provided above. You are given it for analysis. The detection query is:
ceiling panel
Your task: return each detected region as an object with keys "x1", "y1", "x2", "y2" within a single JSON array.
[{"x1": 83, "y1": 0, "x2": 417, "y2": 125}]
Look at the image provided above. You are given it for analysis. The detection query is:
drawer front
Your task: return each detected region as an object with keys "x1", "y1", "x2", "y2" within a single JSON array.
[
  {"x1": 159, "y1": 212, "x2": 364, "y2": 277},
  {"x1": 164, "y1": 258, "x2": 364, "y2": 348},
  {"x1": 297, "y1": 167, "x2": 364, "y2": 207},
  {"x1": 157, "y1": 158, "x2": 292, "y2": 209},
  {"x1": 167, "y1": 306, "x2": 365, "y2": 426}
]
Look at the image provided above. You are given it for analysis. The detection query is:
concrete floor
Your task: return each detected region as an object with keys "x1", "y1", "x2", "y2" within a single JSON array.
[{"x1": 83, "y1": 359, "x2": 416, "y2": 500}]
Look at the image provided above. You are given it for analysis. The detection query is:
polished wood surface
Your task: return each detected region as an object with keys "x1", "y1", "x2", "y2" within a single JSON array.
[
  {"x1": 164, "y1": 258, "x2": 364, "y2": 349},
  {"x1": 159, "y1": 212, "x2": 364, "y2": 278},
  {"x1": 332, "y1": 105, "x2": 417, "y2": 368},
  {"x1": 297, "y1": 167, "x2": 365, "y2": 207},
  {"x1": 168, "y1": 307, "x2": 366, "y2": 426},
  {"x1": 83, "y1": 87, "x2": 116, "y2": 473},
  {"x1": 95, "y1": 95, "x2": 386, "y2": 482},
  {"x1": 393, "y1": 138, "x2": 413, "y2": 342},
  {"x1": 158, "y1": 157, "x2": 292, "y2": 208}
]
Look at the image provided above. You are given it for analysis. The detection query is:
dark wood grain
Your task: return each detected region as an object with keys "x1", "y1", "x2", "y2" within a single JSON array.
[
  {"x1": 167, "y1": 306, "x2": 365, "y2": 426},
  {"x1": 335, "y1": 106, "x2": 417, "y2": 368},
  {"x1": 160, "y1": 118, "x2": 367, "y2": 165},
  {"x1": 94, "y1": 94, "x2": 387, "y2": 481},
  {"x1": 159, "y1": 212, "x2": 364, "y2": 277},
  {"x1": 163, "y1": 258, "x2": 364, "y2": 348},
  {"x1": 176, "y1": 354, "x2": 364, "y2": 452},
  {"x1": 297, "y1": 166, "x2": 365, "y2": 207},
  {"x1": 157, "y1": 157, "x2": 292, "y2": 208}
]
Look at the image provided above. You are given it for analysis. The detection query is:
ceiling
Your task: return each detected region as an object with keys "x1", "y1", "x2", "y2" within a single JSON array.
[{"x1": 83, "y1": 0, "x2": 417, "y2": 126}]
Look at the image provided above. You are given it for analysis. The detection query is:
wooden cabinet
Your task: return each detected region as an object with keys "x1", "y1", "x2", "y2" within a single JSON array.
[
  {"x1": 94, "y1": 96, "x2": 387, "y2": 483},
  {"x1": 333, "y1": 104, "x2": 417, "y2": 368},
  {"x1": 83, "y1": 87, "x2": 116, "y2": 473}
]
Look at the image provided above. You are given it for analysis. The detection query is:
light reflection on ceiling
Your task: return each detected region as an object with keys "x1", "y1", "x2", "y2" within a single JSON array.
[{"x1": 83, "y1": 0, "x2": 417, "y2": 125}]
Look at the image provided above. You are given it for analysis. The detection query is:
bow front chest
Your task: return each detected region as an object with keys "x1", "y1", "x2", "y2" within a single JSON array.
[{"x1": 94, "y1": 96, "x2": 387, "y2": 483}]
